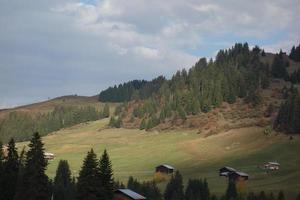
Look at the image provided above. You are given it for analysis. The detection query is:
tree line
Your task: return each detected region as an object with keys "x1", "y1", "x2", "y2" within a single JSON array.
[
  {"x1": 289, "y1": 44, "x2": 300, "y2": 62},
  {"x1": 1, "y1": 132, "x2": 299, "y2": 200},
  {"x1": 0, "y1": 104, "x2": 110, "y2": 143},
  {"x1": 274, "y1": 86, "x2": 300, "y2": 134},
  {"x1": 100, "y1": 43, "x2": 300, "y2": 131},
  {"x1": 104, "y1": 43, "x2": 271, "y2": 129}
]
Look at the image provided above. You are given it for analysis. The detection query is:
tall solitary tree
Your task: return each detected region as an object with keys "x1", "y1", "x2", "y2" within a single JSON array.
[
  {"x1": 3, "y1": 138, "x2": 19, "y2": 200},
  {"x1": 77, "y1": 149, "x2": 101, "y2": 200},
  {"x1": 99, "y1": 149, "x2": 114, "y2": 200},
  {"x1": 0, "y1": 141, "x2": 5, "y2": 200},
  {"x1": 53, "y1": 160, "x2": 75, "y2": 200},
  {"x1": 225, "y1": 180, "x2": 237, "y2": 200},
  {"x1": 18, "y1": 132, "x2": 51, "y2": 200},
  {"x1": 164, "y1": 171, "x2": 184, "y2": 200}
]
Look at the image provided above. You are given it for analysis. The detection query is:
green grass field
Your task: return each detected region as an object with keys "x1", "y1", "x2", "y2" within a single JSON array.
[{"x1": 17, "y1": 119, "x2": 300, "y2": 199}]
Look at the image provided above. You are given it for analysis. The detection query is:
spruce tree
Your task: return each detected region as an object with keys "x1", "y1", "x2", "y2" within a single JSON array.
[
  {"x1": 53, "y1": 160, "x2": 74, "y2": 200},
  {"x1": 14, "y1": 147, "x2": 27, "y2": 200},
  {"x1": 77, "y1": 149, "x2": 101, "y2": 200},
  {"x1": 99, "y1": 149, "x2": 114, "y2": 200},
  {"x1": 277, "y1": 190, "x2": 285, "y2": 200},
  {"x1": 225, "y1": 180, "x2": 237, "y2": 200},
  {"x1": 102, "y1": 104, "x2": 110, "y2": 118},
  {"x1": 20, "y1": 132, "x2": 51, "y2": 200},
  {"x1": 3, "y1": 138, "x2": 19, "y2": 200},
  {"x1": 164, "y1": 171, "x2": 184, "y2": 200},
  {"x1": 0, "y1": 141, "x2": 5, "y2": 200}
]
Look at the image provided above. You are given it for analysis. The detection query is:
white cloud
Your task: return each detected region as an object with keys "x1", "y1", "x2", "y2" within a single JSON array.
[
  {"x1": 1, "y1": 0, "x2": 300, "y2": 107},
  {"x1": 133, "y1": 46, "x2": 161, "y2": 60}
]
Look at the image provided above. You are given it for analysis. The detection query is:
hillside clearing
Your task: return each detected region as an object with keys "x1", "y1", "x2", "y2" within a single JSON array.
[{"x1": 17, "y1": 119, "x2": 300, "y2": 198}]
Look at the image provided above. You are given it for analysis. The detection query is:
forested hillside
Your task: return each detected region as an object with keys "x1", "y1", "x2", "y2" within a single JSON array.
[
  {"x1": 0, "y1": 104, "x2": 110, "y2": 143},
  {"x1": 100, "y1": 43, "x2": 300, "y2": 133}
]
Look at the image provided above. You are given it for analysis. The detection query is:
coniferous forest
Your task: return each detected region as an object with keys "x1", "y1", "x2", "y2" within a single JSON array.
[
  {"x1": 0, "y1": 132, "x2": 299, "y2": 200},
  {"x1": 0, "y1": 105, "x2": 110, "y2": 143},
  {"x1": 99, "y1": 43, "x2": 300, "y2": 134}
]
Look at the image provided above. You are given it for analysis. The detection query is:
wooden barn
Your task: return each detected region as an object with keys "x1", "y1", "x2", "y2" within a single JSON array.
[
  {"x1": 219, "y1": 166, "x2": 236, "y2": 177},
  {"x1": 114, "y1": 189, "x2": 146, "y2": 200},
  {"x1": 264, "y1": 162, "x2": 280, "y2": 170},
  {"x1": 44, "y1": 152, "x2": 55, "y2": 160},
  {"x1": 155, "y1": 164, "x2": 174, "y2": 174},
  {"x1": 228, "y1": 171, "x2": 249, "y2": 181}
]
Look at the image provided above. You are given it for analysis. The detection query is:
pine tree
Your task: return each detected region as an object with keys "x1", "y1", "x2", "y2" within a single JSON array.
[
  {"x1": 139, "y1": 118, "x2": 146, "y2": 130},
  {"x1": 271, "y1": 53, "x2": 288, "y2": 79},
  {"x1": 20, "y1": 132, "x2": 51, "y2": 200},
  {"x1": 53, "y1": 160, "x2": 75, "y2": 200},
  {"x1": 77, "y1": 149, "x2": 101, "y2": 200},
  {"x1": 0, "y1": 141, "x2": 5, "y2": 200},
  {"x1": 14, "y1": 147, "x2": 26, "y2": 200},
  {"x1": 99, "y1": 149, "x2": 114, "y2": 200},
  {"x1": 277, "y1": 190, "x2": 285, "y2": 200},
  {"x1": 3, "y1": 138, "x2": 19, "y2": 200},
  {"x1": 225, "y1": 180, "x2": 237, "y2": 200},
  {"x1": 102, "y1": 104, "x2": 110, "y2": 118},
  {"x1": 164, "y1": 171, "x2": 184, "y2": 200}
]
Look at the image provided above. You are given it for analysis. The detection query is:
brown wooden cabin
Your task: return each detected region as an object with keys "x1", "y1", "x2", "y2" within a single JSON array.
[
  {"x1": 219, "y1": 166, "x2": 236, "y2": 177},
  {"x1": 155, "y1": 164, "x2": 174, "y2": 174},
  {"x1": 114, "y1": 189, "x2": 146, "y2": 200},
  {"x1": 264, "y1": 162, "x2": 280, "y2": 170},
  {"x1": 228, "y1": 171, "x2": 249, "y2": 181}
]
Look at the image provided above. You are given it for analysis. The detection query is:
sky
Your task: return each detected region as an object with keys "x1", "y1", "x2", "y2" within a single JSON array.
[{"x1": 0, "y1": 0, "x2": 300, "y2": 108}]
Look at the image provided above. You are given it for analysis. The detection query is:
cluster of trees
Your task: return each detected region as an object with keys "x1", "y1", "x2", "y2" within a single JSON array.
[
  {"x1": 162, "y1": 170, "x2": 291, "y2": 200},
  {"x1": 271, "y1": 51, "x2": 289, "y2": 79},
  {"x1": 289, "y1": 44, "x2": 300, "y2": 62},
  {"x1": 108, "y1": 116, "x2": 122, "y2": 128},
  {"x1": 101, "y1": 43, "x2": 300, "y2": 130},
  {"x1": 126, "y1": 176, "x2": 161, "y2": 200},
  {"x1": 99, "y1": 76, "x2": 166, "y2": 102},
  {"x1": 274, "y1": 87, "x2": 300, "y2": 134},
  {"x1": 0, "y1": 132, "x2": 114, "y2": 200},
  {"x1": 1, "y1": 132, "x2": 299, "y2": 200},
  {"x1": 129, "y1": 43, "x2": 269, "y2": 128},
  {"x1": 289, "y1": 69, "x2": 300, "y2": 84},
  {"x1": 0, "y1": 105, "x2": 110, "y2": 143}
]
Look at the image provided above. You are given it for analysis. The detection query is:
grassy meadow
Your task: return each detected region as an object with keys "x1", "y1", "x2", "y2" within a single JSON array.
[{"x1": 17, "y1": 118, "x2": 300, "y2": 198}]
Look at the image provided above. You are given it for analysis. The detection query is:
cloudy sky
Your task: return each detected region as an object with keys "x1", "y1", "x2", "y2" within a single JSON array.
[{"x1": 0, "y1": 0, "x2": 299, "y2": 108}]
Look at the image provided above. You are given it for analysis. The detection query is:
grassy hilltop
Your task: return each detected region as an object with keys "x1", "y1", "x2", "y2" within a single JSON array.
[{"x1": 17, "y1": 118, "x2": 300, "y2": 199}]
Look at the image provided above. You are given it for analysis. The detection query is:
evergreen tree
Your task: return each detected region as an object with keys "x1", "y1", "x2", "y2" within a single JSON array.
[
  {"x1": 0, "y1": 141, "x2": 5, "y2": 200},
  {"x1": 102, "y1": 104, "x2": 110, "y2": 118},
  {"x1": 14, "y1": 147, "x2": 26, "y2": 200},
  {"x1": 271, "y1": 53, "x2": 288, "y2": 79},
  {"x1": 225, "y1": 180, "x2": 237, "y2": 200},
  {"x1": 99, "y1": 150, "x2": 114, "y2": 200},
  {"x1": 19, "y1": 132, "x2": 51, "y2": 200},
  {"x1": 139, "y1": 118, "x2": 146, "y2": 130},
  {"x1": 277, "y1": 191, "x2": 285, "y2": 200},
  {"x1": 164, "y1": 171, "x2": 184, "y2": 200},
  {"x1": 77, "y1": 149, "x2": 101, "y2": 200},
  {"x1": 3, "y1": 138, "x2": 19, "y2": 200},
  {"x1": 53, "y1": 160, "x2": 75, "y2": 200}
]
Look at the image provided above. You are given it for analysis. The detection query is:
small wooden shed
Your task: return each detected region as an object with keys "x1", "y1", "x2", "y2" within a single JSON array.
[
  {"x1": 264, "y1": 162, "x2": 280, "y2": 170},
  {"x1": 219, "y1": 166, "x2": 236, "y2": 177},
  {"x1": 228, "y1": 171, "x2": 249, "y2": 181},
  {"x1": 114, "y1": 189, "x2": 146, "y2": 200},
  {"x1": 155, "y1": 164, "x2": 174, "y2": 174}
]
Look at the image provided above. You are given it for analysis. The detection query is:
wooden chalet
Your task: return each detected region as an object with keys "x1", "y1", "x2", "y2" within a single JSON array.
[
  {"x1": 219, "y1": 166, "x2": 236, "y2": 177},
  {"x1": 44, "y1": 152, "x2": 55, "y2": 160},
  {"x1": 264, "y1": 162, "x2": 280, "y2": 170},
  {"x1": 155, "y1": 164, "x2": 174, "y2": 174},
  {"x1": 228, "y1": 171, "x2": 249, "y2": 181},
  {"x1": 114, "y1": 189, "x2": 146, "y2": 200}
]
